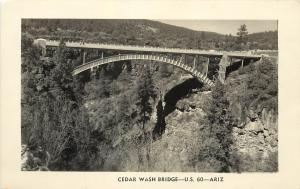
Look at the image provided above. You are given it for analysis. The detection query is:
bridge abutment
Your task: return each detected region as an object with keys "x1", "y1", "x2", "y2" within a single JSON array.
[{"x1": 33, "y1": 39, "x2": 47, "y2": 57}]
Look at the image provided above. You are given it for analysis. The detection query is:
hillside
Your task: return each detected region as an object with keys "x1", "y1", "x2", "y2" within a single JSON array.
[{"x1": 22, "y1": 19, "x2": 278, "y2": 50}]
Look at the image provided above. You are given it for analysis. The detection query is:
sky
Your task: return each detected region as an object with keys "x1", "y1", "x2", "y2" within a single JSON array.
[{"x1": 157, "y1": 20, "x2": 278, "y2": 35}]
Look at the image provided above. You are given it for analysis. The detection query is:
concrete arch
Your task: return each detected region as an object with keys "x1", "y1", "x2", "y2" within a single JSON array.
[{"x1": 72, "y1": 54, "x2": 215, "y2": 87}]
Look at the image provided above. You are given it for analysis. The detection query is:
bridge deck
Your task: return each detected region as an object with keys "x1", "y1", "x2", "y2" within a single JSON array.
[{"x1": 44, "y1": 40, "x2": 261, "y2": 59}]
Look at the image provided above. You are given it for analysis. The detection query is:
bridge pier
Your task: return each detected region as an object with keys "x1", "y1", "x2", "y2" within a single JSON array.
[
  {"x1": 193, "y1": 56, "x2": 197, "y2": 69},
  {"x1": 205, "y1": 57, "x2": 209, "y2": 77},
  {"x1": 97, "y1": 50, "x2": 104, "y2": 59},
  {"x1": 83, "y1": 50, "x2": 86, "y2": 64},
  {"x1": 241, "y1": 58, "x2": 244, "y2": 68},
  {"x1": 218, "y1": 54, "x2": 230, "y2": 84}
]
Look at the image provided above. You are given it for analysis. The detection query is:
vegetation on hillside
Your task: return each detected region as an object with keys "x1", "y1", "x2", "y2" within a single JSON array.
[
  {"x1": 228, "y1": 56, "x2": 278, "y2": 114},
  {"x1": 22, "y1": 36, "x2": 97, "y2": 170}
]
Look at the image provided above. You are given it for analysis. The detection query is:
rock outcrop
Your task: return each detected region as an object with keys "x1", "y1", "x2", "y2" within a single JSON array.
[{"x1": 230, "y1": 107, "x2": 278, "y2": 172}]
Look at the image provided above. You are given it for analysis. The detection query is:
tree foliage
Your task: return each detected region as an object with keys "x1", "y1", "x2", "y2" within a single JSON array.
[{"x1": 244, "y1": 57, "x2": 278, "y2": 112}]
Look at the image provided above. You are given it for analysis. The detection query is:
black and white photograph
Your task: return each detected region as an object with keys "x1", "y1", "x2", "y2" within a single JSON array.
[{"x1": 20, "y1": 19, "x2": 278, "y2": 172}]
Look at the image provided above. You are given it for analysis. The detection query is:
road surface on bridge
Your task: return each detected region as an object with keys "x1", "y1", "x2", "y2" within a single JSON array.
[{"x1": 44, "y1": 40, "x2": 262, "y2": 59}]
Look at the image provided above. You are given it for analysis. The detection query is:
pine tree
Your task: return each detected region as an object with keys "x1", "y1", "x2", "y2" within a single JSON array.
[
  {"x1": 236, "y1": 24, "x2": 248, "y2": 50},
  {"x1": 136, "y1": 65, "x2": 157, "y2": 132}
]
